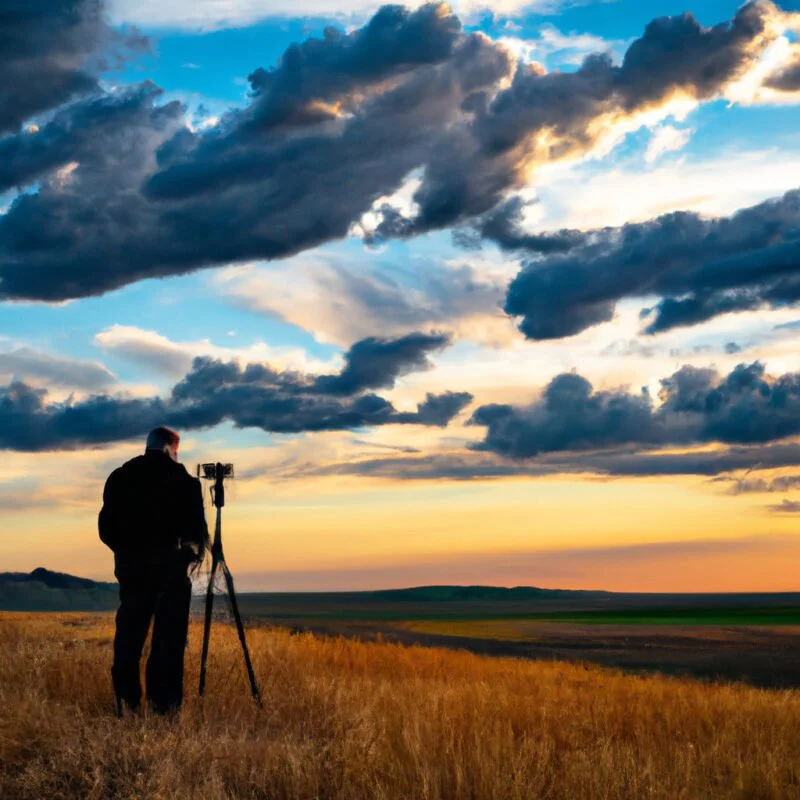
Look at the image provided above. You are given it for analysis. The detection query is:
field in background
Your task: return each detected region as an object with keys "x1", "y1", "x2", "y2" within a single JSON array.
[
  {"x1": 234, "y1": 588, "x2": 800, "y2": 688},
  {"x1": 2, "y1": 613, "x2": 800, "y2": 799}
]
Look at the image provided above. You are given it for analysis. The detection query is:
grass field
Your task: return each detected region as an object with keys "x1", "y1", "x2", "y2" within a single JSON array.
[
  {"x1": 233, "y1": 591, "x2": 800, "y2": 688},
  {"x1": 398, "y1": 606, "x2": 800, "y2": 628},
  {"x1": 235, "y1": 588, "x2": 800, "y2": 625},
  {"x1": 2, "y1": 613, "x2": 800, "y2": 799}
]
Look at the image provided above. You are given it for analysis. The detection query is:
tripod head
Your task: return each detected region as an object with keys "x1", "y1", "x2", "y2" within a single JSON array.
[{"x1": 197, "y1": 462, "x2": 234, "y2": 509}]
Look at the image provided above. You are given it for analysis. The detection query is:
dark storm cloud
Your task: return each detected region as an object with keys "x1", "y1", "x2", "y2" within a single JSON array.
[
  {"x1": 0, "y1": 85, "x2": 187, "y2": 301},
  {"x1": 244, "y1": 3, "x2": 461, "y2": 133},
  {"x1": 390, "y1": 0, "x2": 779, "y2": 238},
  {"x1": 584, "y1": 443, "x2": 800, "y2": 477},
  {"x1": 470, "y1": 361, "x2": 800, "y2": 459},
  {"x1": 458, "y1": 198, "x2": 587, "y2": 255},
  {"x1": 479, "y1": 1, "x2": 774, "y2": 155},
  {"x1": 0, "y1": 0, "x2": 146, "y2": 136},
  {"x1": 0, "y1": 334, "x2": 471, "y2": 451},
  {"x1": 0, "y1": 1, "x2": 789, "y2": 302},
  {"x1": 765, "y1": 46, "x2": 800, "y2": 91},
  {"x1": 281, "y1": 451, "x2": 554, "y2": 482},
  {"x1": 767, "y1": 62, "x2": 800, "y2": 91},
  {"x1": 0, "y1": 6, "x2": 513, "y2": 300},
  {"x1": 715, "y1": 474, "x2": 800, "y2": 494},
  {"x1": 615, "y1": 1, "x2": 772, "y2": 108},
  {"x1": 269, "y1": 440, "x2": 800, "y2": 485},
  {"x1": 505, "y1": 189, "x2": 800, "y2": 341},
  {"x1": 394, "y1": 391, "x2": 474, "y2": 426},
  {"x1": 0, "y1": 83, "x2": 171, "y2": 194},
  {"x1": 0, "y1": 381, "x2": 168, "y2": 451},
  {"x1": 312, "y1": 332, "x2": 449, "y2": 395}
]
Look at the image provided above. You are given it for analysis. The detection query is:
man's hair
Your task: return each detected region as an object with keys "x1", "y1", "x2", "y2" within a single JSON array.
[{"x1": 146, "y1": 426, "x2": 180, "y2": 451}]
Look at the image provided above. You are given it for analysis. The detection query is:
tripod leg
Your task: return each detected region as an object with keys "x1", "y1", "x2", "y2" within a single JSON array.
[
  {"x1": 198, "y1": 554, "x2": 219, "y2": 697},
  {"x1": 221, "y1": 561, "x2": 262, "y2": 706}
]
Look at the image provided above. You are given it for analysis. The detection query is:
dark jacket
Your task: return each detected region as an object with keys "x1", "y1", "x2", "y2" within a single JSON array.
[{"x1": 99, "y1": 450, "x2": 209, "y2": 570}]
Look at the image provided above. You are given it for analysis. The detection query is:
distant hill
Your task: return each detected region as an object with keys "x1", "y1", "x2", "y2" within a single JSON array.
[
  {"x1": 0, "y1": 568, "x2": 118, "y2": 611},
  {"x1": 1, "y1": 572, "x2": 607, "y2": 614},
  {"x1": 364, "y1": 585, "x2": 609, "y2": 602},
  {"x1": 6, "y1": 571, "x2": 800, "y2": 616}
]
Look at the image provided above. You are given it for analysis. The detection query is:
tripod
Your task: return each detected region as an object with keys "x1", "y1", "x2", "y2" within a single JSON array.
[{"x1": 198, "y1": 462, "x2": 262, "y2": 705}]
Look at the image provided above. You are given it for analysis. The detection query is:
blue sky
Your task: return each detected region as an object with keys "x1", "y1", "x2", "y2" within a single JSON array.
[{"x1": 5, "y1": 0, "x2": 800, "y2": 590}]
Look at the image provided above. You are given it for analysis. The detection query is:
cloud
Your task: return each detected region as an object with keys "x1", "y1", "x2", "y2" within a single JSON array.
[
  {"x1": 0, "y1": 477, "x2": 92, "y2": 515},
  {"x1": 395, "y1": 389, "x2": 474, "y2": 425},
  {"x1": 0, "y1": 82, "x2": 185, "y2": 301},
  {"x1": 0, "y1": 346, "x2": 116, "y2": 391},
  {"x1": 645, "y1": 124, "x2": 692, "y2": 163},
  {"x1": 94, "y1": 325, "x2": 194, "y2": 377},
  {"x1": 765, "y1": 43, "x2": 800, "y2": 91},
  {"x1": 0, "y1": 0, "x2": 146, "y2": 136},
  {"x1": 2, "y1": 2, "x2": 797, "y2": 302},
  {"x1": 0, "y1": 5, "x2": 507, "y2": 300},
  {"x1": 0, "y1": 332, "x2": 471, "y2": 451},
  {"x1": 459, "y1": 196, "x2": 586, "y2": 255},
  {"x1": 503, "y1": 146, "x2": 800, "y2": 231},
  {"x1": 108, "y1": 0, "x2": 567, "y2": 31},
  {"x1": 94, "y1": 324, "x2": 331, "y2": 377},
  {"x1": 217, "y1": 254, "x2": 513, "y2": 347},
  {"x1": 716, "y1": 474, "x2": 800, "y2": 494},
  {"x1": 311, "y1": 332, "x2": 450, "y2": 394},
  {"x1": 499, "y1": 24, "x2": 626, "y2": 69},
  {"x1": 766, "y1": 499, "x2": 800, "y2": 513},
  {"x1": 0, "y1": 83, "x2": 175, "y2": 195},
  {"x1": 503, "y1": 187, "x2": 800, "y2": 341},
  {"x1": 250, "y1": 434, "x2": 800, "y2": 484},
  {"x1": 470, "y1": 361, "x2": 800, "y2": 458}
]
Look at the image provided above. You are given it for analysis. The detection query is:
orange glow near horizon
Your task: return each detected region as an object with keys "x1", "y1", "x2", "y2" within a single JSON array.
[{"x1": 4, "y1": 471, "x2": 799, "y2": 594}]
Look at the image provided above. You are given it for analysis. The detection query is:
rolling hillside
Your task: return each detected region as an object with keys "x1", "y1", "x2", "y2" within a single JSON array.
[{"x1": 0, "y1": 568, "x2": 118, "y2": 612}]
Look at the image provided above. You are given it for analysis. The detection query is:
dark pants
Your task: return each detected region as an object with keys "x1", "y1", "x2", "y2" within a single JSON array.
[{"x1": 112, "y1": 557, "x2": 191, "y2": 715}]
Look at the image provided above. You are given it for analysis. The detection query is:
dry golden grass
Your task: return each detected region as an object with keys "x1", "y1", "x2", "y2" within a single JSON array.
[
  {"x1": 399, "y1": 619, "x2": 546, "y2": 641},
  {"x1": 1, "y1": 613, "x2": 799, "y2": 800}
]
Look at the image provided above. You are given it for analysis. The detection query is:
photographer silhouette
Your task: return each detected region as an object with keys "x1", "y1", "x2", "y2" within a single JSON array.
[{"x1": 99, "y1": 427, "x2": 209, "y2": 715}]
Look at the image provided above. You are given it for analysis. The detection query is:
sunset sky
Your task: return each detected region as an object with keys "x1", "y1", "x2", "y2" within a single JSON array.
[{"x1": 4, "y1": 0, "x2": 800, "y2": 592}]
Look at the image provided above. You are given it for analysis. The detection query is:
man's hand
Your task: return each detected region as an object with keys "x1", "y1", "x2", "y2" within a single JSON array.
[{"x1": 179, "y1": 541, "x2": 202, "y2": 566}]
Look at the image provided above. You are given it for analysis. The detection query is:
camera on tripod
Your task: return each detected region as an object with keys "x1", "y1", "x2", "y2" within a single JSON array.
[
  {"x1": 197, "y1": 462, "x2": 234, "y2": 480},
  {"x1": 194, "y1": 459, "x2": 261, "y2": 705},
  {"x1": 197, "y1": 463, "x2": 235, "y2": 509}
]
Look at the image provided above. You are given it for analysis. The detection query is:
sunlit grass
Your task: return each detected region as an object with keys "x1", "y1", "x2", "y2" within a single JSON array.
[
  {"x1": 1, "y1": 613, "x2": 799, "y2": 799},
  {"x1": 399, "y1": 619, "x2": 543, "y2": 641}
]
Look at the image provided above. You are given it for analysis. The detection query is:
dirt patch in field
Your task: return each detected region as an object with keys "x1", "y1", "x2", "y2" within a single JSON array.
[{"x1": 274, "y1": 619, "x2": 800, "y2": 689}]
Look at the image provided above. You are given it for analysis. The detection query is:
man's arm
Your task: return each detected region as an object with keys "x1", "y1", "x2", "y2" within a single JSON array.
[
  {"x1": 98, "y1": 468, "x2": 123, "y2": 552},
  {"x1": 180, "y1": 476, "x2": 210, "y2": 567}
]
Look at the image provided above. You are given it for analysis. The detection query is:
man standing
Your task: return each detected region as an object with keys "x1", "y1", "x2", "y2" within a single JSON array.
[{"x1": 99, "y1": 427, "x2": 209, "y2": 715}]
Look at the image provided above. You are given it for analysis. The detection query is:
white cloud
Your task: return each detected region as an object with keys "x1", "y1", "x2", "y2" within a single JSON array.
[
  {"x1": 109, "y1": 0, "x2": 558, "y2": 30},
  {"x1": 94, "y1": 325, "x2": 335, "y2": 377},
  {"x1": 645, "y1": 125, "x2": 692, "y2": 163},
  {"x1": 0, "y1": 346, "x2": 116, "y2": 391},
  {"x1": 499, "y1": 24, "x2": 626, "y2": 68},
  {"x1": 215, "y1": 251, "x2": 518, "y2": 348},
  {"x1": 529, "y1": 147, "x2": 800, "y2": 230}
]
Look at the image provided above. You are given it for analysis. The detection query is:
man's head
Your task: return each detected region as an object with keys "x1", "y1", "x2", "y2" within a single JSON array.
[{"x1": 146, "y1": 426, "x2": 180, "y2": 462}]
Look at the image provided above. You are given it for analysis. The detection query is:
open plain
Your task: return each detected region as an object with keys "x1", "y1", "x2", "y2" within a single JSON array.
[{"x1": 2, "y1": 612, "x2": 800, "y2": 800}]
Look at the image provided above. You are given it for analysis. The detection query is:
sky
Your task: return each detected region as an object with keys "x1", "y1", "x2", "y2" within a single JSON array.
[{"x1": 4, "y1": 0, "x2": 800, "y2": 592}]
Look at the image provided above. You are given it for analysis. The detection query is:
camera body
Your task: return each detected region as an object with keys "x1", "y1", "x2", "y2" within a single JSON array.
[
  {"x1": 197, "y1": 462, "x2": 234, "y2": 509},
  {"x1": 197, "y1": 462, "x2": 234, "y2": 480}
]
